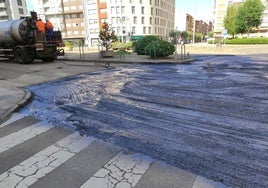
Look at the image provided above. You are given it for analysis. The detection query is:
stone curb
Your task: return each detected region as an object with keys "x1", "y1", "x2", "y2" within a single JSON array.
[
  {"x1": 57, "y1": 54, "x2": 194, "y2": 65},
  {"x1": 0, "y1": 89, "x2": 33, "y2": 123}
]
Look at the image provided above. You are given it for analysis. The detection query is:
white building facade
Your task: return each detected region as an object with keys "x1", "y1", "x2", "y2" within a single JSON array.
[
  {"x1": 32, "y1": 0, "x2": 175, "y2": 47},
  {"x1": 0, "y1": 0, "x2": 28, "y2": 20}
]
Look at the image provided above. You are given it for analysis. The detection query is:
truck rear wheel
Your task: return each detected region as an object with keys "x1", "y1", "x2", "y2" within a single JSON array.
[{"x1": 14, "y1": 47, "x2": 33, "y2": 64}]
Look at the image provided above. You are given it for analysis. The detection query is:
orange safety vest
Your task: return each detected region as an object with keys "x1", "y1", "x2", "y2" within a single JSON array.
[
  {"x1": 45, "y1": 21, "x2": 53, "y2": 30},
  {"x1": 36, "y1": 20, "x2": 45, "y2": 33}
]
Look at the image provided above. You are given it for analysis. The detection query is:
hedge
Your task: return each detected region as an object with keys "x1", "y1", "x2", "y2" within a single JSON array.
[
  {"x1": 225, "y1": 38, "x2": 268, "y2": 44},
  {"x1": 208, "y1": 37, "x2": 268, "y2": 44}
]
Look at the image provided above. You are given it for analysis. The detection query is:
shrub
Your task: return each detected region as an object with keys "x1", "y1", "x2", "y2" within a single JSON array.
[
  {"x1": 145, "y1": 40, "x2": 175, "y2": 58},
  {"x1": 135, "y1": 35, "x2": 159, "y2": 55},
  {"x1": 111, "y1": 41, "x2": 133, "y2": 50},
  {"x1": 64, "y1": 40, "x2": 74, "y2": 47}
]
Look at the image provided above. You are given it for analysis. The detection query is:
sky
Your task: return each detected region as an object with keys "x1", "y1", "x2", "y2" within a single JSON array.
[
  {"x1": 175, "y1": 0, "x2": 214, "y2": 30},
  {"x1": 25, "y1": 0, "x2": 214, "y2": 30}
]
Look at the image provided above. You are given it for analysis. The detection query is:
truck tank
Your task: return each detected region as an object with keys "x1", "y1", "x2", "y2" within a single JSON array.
[{"x1": 0, "y1": 19, "x2": 29, "y2": 44}]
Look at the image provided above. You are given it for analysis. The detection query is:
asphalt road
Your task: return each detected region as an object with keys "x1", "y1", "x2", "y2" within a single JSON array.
[
  {"x1": 16, "y1": 55, "x2": 268, "y2": 188},
  {"x1": 0, "y1": 49, "x2": 267, "y2": 188}
]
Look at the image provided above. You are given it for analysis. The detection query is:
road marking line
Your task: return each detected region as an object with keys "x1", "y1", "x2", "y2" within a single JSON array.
[
  {"x1": 0, "y1": 132, "x2": 95, "y2": 188},
  {"x1": 0, "y1": 113, "x2": 27, "y2": 128},
  {"x1": 80, "y1": 152, "x2": 153, "y2": 188},
  {"x1": 0, "y1": 122, "x2": 54, "y2": 154}
]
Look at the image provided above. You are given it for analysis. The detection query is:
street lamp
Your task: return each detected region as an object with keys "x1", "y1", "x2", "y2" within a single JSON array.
[{"x1": 192, "y1": 0, "x2": 196, "y2": 44}]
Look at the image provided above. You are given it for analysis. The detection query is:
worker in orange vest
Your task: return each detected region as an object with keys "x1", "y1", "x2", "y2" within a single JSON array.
[
  {"x1": 45, "y1": 18, "x2": 54, "y2": 41},
  {"x1": 36, "y1": 19, "x2": 45, "y2": 33}
]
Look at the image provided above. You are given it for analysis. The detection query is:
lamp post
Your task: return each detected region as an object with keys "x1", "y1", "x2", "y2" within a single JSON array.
[{"x1": 192, "y1": 0, "x2": 196, "y2": 44}]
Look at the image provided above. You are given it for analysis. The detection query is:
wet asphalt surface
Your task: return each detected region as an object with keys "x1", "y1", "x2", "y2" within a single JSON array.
[{"x1": 22, "y1": 55, "x2": 268, "y2": 188}]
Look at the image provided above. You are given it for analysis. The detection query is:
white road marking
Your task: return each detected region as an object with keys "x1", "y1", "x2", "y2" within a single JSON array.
[
  {"x1": 0, "y1": 122, "x2": 54, "y2": 154},
  {"x1": 0, "y1": 113, "x2": 27, "y2": 128},
  {"x1": 0, "y1": 132, "x2": 95, "y2": 188},
  {"x1": 80, "y1": 152, "x2": 153, "y2": 188}
]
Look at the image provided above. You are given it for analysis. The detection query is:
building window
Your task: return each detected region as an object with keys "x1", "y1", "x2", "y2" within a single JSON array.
[
  {"x1": 111, "y1": 7, "x2": 115, "y2": 14},
  {"x1": 17, "y1": 0, "x2": 22, "y2": 6},
  {"x1": 132, "y1": 26, "x2": 136, "y2": 34},
  {"x1": 141, "y1": 7, "x2": 144, "y2": 14},
  {"x1": 100, "y1": 8, "x2": 106, "y2": 14},
  {"x1": 143, "y1": 26, "x2": 146, "y2": 34},
  {"x1": 18, "y1": 8, "x2": 24, "y2": 14},
  {"x1": 111, "y1": 17, "x2": 115, "y2": 24},
  {"x1": 141, "y1": 17, "x2": 144, "y2": 24},
  {"x1": 133, "y1": 16, "x2": 137, "y2": 24},
  {"x1": 71, "y1": 14, "x2": 77, "y2": 18},
  {"x1": 116, "y1": 6, "x2": 120, "y2": 14},
  {"x1": 131, "y1": 6, "x2": 135, "y2": 14},
  {"x1": 116, "y1": 17, "x2": 120, "y2": 24}
]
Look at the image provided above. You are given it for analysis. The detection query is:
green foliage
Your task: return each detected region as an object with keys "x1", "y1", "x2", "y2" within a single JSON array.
[
  {"x1": 169, "y1": 30, "x2": 180, "y2": 38},
  {"x1": 145, "y1": 40, "x2": 175, "y2": 58},
  {"x1": 186, "y1": 31, "x2": 193, "y2": 42},
  {"x1": 169, "y1": 30, "x2": 180, "y2": 44},
  {"x1": 99, "y1": 22, "x2": 118, "y2": 50},
  {"x1": 180, "y1": 31, "x2": 188, "y2": 40},
  {"x1": 64, "y1": 40, "x2": 74, "y2": 47},
  {"x1": 196, "y1": 33, "x2": 204, "y2": 42},
  {"x1": 111, "y1": 41, "x2": 133, "y2": 50},
  {"x1": 114, "y1": 50, "x2": 131, "y2": 55},
  {"x1": 135, "y1": 35, "x2": 159, "y2": 55},
  {"x1": 225, "y1": 37, "x2": 268, "y2": 44},
  {"x1": 224, "y1": 4, "x2": 239, "y2": 38},
  {"x1": 111, "y1": 42, "x2": 126, "y2": 49},
  {"x1": 208, "y1": 31, "x2": 214, "y2": 38},
  {"x1": 235, "y1": 0, "x2": 265, "y2": 35}
]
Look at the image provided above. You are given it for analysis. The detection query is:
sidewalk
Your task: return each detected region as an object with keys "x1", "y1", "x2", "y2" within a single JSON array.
[{"x1": 59, "y1": 47, "x2": 194, "y2": 64}]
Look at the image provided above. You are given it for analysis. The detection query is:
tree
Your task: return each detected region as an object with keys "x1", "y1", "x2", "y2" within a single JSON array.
[
  {"x1": 169, "y1": 30, "x2": 180, "y2": 44},
  {"x1": 180, "y1": 31, "x2": 188, "y2": 41},
  {"x1": 224, "y1": 4, "x2": 239, "y2": 38},
  {"x1": 235, "y1": 0, "x2": 265, "y2": 36},
  {"x1": 99, "y1": 22, "x2": 118, "y2": 50}
]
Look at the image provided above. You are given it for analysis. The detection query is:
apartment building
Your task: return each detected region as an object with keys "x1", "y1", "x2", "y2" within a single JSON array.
[
  {"x1": 33, "y1": 0, "x2": 85, "y2": 40},
  {"x1": 214, "y1": 0, "x2": 268, "y2": 36},
  {"x1": 33, "y1": 0, "x2": 175, "y2": 47},
  {"x1": 0, "y1": 0, "x2": 28, "y2": 20},
  {"x1": 85, "y1": 0, "x2": 175, "y2": 46},
  {"x1": 186, "y1": 13, "x2": 213, "y2": 36}
]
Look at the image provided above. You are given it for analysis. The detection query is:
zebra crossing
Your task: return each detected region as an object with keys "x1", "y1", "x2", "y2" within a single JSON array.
[{"x1": 0, "y1": 113, "x2": 230, "y2": 188}]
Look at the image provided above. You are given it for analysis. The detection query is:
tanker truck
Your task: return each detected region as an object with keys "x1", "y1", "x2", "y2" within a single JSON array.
[{"x1": 0, "y1": 12, "x2": 64, "y2": 64}]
